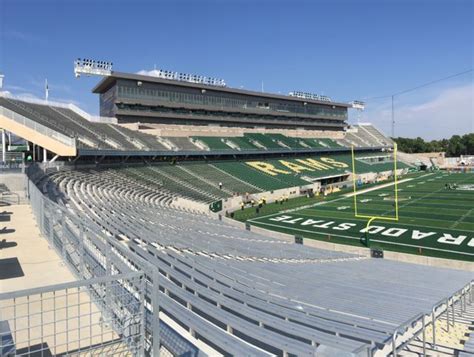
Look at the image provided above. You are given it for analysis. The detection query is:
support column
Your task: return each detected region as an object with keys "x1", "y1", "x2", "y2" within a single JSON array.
[
  {"x1": 422, "y1": 315, "x2": 426, "y2": 356},
  {"x1": 1, "y1": 129, "x2": 6, "y2": 163},
  {"x1": 446, "y1": 298, "x2": 450, "y2": 331},
  {"x1": 152, "y1": 269, "x2": 161, "y2": 357},
  {"x1": 43, "y1": 148, "x2": 48, "y2": 163}
]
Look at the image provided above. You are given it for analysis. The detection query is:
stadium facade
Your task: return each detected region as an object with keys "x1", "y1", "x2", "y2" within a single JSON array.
[{"x1": 92, "y1": 72, "x2": 350, "y2": 129}]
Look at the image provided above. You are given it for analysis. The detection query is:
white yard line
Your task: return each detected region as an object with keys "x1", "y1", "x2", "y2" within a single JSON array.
[
  {"x1": 343, "y1": 177, "x2": 415, "y2": 198},
  {"x1": 249, "y1": 174, "x2": 429, "y2": 222},
  {"x1": 450, "y1": 206, "x2": 474, "y2": 229}
]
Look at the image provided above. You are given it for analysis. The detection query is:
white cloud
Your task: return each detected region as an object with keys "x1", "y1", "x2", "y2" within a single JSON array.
[
  {"x1": 4, "y1": 85, "x2": 27, "y2": 92},
  {"x1": 358, "y1": 83, "x2": 474, "y2": 140},
  {"x1": 15, "y1": 92, "x2": 42, "y2": 101},
  {"x1": 2, "y1": 89, "x2": 83, "y2": 108},
  {"x1": 2, "y1": 30, "x2": 43, "y2": 44},
  {"x1": 137, "y1": 69, "x2": 163, "y2": 77},
  {"x1": 30, "y1": 79, "x2": 72, "y2": 94}
]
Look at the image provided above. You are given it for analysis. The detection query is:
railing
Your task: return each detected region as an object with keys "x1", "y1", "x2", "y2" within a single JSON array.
[
  {"x1": 0, "y1": 106, "x2": 76, "y2": 148},
  {"x1": 368, "y1": 280, "x2": 474, "y2": 357},
  {"x1": 0, "y1": 272, "x2": 146, "y2": 356},
  {"x1": 0, "y1": 161, "x2": 25, "y2": 173},
  {"x1": 24, "y1": 165, "x2": 200, "y2": 356},
  {"x1": 0, "y1": 91, "x2": 116, "y2": 124}
]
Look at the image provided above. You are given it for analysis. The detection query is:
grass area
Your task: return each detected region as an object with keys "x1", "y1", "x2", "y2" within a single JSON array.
[
  {"x1": 232, "y1": 177, "x2": 406, "y2": 222},
  {"x1": 233, "y1": 195, "x2": 327, "y2": 222},
  {"x1": 241, "y1": 171, "x2": 474, "y2": 261}
]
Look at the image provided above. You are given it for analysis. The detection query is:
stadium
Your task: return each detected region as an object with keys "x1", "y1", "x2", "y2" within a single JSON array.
[
  {"x1": 0, "y1": 0, "x2": 474, "y2": 348},
  {"x1": 0, "y1": 60, "x2": 472, "y2": 356}
]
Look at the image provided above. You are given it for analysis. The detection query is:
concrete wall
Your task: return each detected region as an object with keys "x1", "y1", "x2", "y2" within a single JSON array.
[
  {"x1": 171, "y1": 196, "x2": 209, "y2": 214},
  {"x1": 221, "y1": 183, "x2": 320, "y2": 213},
  {"x1": 121, "y1": 123, "x2": 345, "y2": 139}
]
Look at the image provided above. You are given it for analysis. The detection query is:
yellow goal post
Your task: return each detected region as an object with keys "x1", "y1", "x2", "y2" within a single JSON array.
[{"x1": 350, "y1": 143, "x2": 400, "y2": 245}]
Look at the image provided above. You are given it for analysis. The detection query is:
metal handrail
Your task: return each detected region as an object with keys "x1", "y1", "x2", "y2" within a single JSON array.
[
  {"x1": 371, "y1": 279, "x2": 474, "y2": 356},
  {"x1": 0, "y1": 271, "x2": 143, "y2": 300},
  {"x1": 0, "y1": 105, "x2": 76, "y2": 148}
]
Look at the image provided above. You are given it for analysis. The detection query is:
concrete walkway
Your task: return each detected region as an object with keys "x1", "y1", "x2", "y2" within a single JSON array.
[{"x1": 0, "y1": 203, "x2": 75, "y2": 293}]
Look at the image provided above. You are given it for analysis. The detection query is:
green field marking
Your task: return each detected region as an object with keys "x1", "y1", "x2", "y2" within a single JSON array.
[
  {"x1": 250, "y1": 219, "x2": 474, "y2": 258},
  {"x1": 247, "y1": 171, "x2": 432, "y2": 222},
  {"x1": 268, "y1": 210, "x2": 474, "y2": 233}
]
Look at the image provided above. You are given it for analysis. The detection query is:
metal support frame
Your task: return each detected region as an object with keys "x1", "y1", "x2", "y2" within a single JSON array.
[
  {"x1": 1, "y1": 128, "x2": 6, "y2": 163},
  {"x1": 0, "y1": 272, "x2": 145, "y2": 356},
  {"x1": 20, "y1": 165, "x2": 195, "y2": 357},
  {"x1": 374, "y1": 280, "x2": 473, "y2": 356}
]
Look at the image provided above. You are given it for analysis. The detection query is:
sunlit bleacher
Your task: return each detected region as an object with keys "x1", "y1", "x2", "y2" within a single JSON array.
[
  {"x1": 0, "y1": 96, "x2": 395, "y2": 155},
  {"x1": 29, "y1": 165, "x2": 473, "y2": 356}
]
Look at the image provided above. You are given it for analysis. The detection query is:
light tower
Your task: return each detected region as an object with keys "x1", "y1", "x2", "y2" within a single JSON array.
[
  {"x1": 350, "y1": 100, "x2": 365, "y2": 124},
  {"x1": 74, "y1": 58, "x2": 113, "y2": 78},
  {"x1": 0, "y1": 73, "x2": 4, "y2": 90}
]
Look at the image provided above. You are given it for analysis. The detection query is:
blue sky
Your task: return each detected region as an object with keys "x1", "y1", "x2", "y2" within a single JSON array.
[{"x1": 1, "y1": 0, "x2": 472, "y2": 139}]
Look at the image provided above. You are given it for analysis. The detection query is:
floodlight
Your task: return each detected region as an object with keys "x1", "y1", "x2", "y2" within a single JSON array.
[{"x1": 74, "y1": 58, "x2": 113, "y2": 78}]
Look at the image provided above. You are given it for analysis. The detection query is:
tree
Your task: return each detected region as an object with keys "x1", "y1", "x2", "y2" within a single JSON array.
[{"x1": 392, "y1": 134, "x2": 474, "y2": 157}]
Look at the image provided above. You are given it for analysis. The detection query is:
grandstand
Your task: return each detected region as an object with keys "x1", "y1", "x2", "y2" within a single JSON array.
[
  {"x1": 23, "y1": 164, "x2": 474, "y2": 356},
  {"x1": 1, "y1": 95, "x2": 393, "y2": 159},
  {"x1": 1, "y1": 70, "x2": 473, "y2": 357}
]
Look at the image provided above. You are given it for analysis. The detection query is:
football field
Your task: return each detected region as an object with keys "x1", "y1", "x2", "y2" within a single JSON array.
[{"x1": 248, "y1": 171, "x2": 474, "y2": 261}]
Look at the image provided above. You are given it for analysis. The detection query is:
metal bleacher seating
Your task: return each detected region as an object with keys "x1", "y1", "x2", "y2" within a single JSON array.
[
  {"x1": 342, "y1": 125, "x2": 393, "y2": 148},
  {"x1": 344, "y1": 131, "x2": 371, "y2": 148},
  {"x1": 73, "y1": 153, "x2": 405, "y2": 205},
  {"x1": 165, "y1": 137, "x2": 201, "y2": 151},
  {"x1": 32, "y1": 166, "x2": 473, "y2": 356},
  {"x1": 358, "y1": 124, "x2": 394, "y2": 147},
  {"x1": 244, "y1": 133, "x2": 286, "y2": 150},
  {"x1": 192, "y1": 136, "x2": 233, "y2": 150},
  {"x1": 1, "y1": 97, "x2": 397, "y2": 156},
  {"x1": 183, "y1": 163, "x2": 262, "y2": 194},
  {"x1": 265, "y1": 134, "x2": 306, "y2": 149},
  {"x1": 226, "y1": 136, "x2": 260, "y2": 150},
  {"x1": 0, "y1": 97, "x2": 180, "y2": 152}
]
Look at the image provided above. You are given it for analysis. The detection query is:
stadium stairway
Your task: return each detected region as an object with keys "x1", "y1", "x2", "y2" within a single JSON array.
[{"x1": 176, "y1": 165, "x2": 235, "y2": 196}]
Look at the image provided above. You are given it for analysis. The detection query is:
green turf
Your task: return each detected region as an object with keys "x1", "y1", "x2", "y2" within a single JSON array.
[{"x1": 245, "y1": 171, "x2": 474, "y2": 261}]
